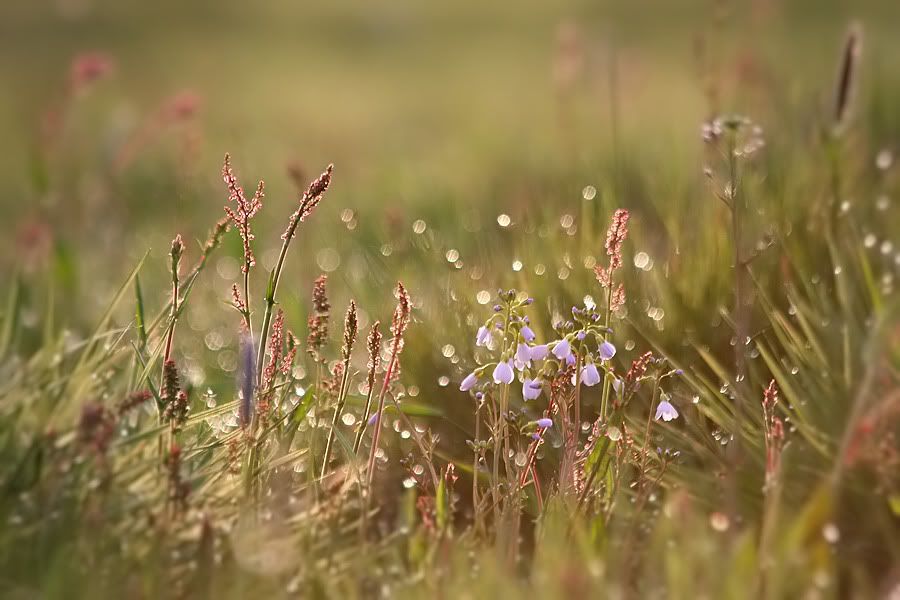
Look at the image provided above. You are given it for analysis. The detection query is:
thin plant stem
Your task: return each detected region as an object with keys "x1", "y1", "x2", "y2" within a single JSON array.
[
  {"x1": 353, "y1": 383, "x2": 378, "y2": 454},
  {"x1": 321, "y1": 359, "x2": 352, "y2": 477},
  {"x1": 255, "y1": 233, "x2": 292, "y2": 385},
  {"x1": 728, "y1": 131, "x2": 749, "y2": 519},
  {"x1": 365, "y1": 354, "x2": 398, "y2": 489}
]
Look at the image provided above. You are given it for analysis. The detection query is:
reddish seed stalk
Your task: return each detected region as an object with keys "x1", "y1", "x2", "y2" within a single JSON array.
[
  {"x1": 161, "y1": 235, "x2": 183, "y2": 391},
  {"x1": 365, "y1": 353, "x2": 398, "y2": 488},
  {"x1": 255, "y1": 164, "x2": 333, "y2": 385}
]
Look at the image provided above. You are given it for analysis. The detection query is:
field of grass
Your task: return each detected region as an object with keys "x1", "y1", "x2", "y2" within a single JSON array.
[{"x1": 1, "y1": 1, "x2": 900, "y2": 598}]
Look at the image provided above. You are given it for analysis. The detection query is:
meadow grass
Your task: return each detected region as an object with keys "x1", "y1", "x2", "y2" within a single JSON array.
[{"x1": 1, "y1": 6, "x2": 900, "y2": 599}]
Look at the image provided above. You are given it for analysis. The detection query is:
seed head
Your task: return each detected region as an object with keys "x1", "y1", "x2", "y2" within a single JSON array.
[
  {"x1": 161, "y1": 359, "x2": 181, "y2": 403},
  {"x1": 307, "y1": 275, "x2": 331, "y2": 360},
  {"x1": 834, "y1": 23, "x2": 862, "y2": 129},
  {"x1": 366, "y1": 321, "x2": 383, "y2": 392},
  {"x1": 262, "y1": 309, "x2": 285, "y2": 397},
  {"x1": 605, "y1": 209, "x2": 630, "y2": 271},
  {"x1": 222, "y1": 154, "x2": 264, "y2": 273},
  {"x1": 170, "y1": 234, "x2": 184, "y2": 279},
  {"x1": 342, "y1": 300, "x2": 359, "y2": 362},
  {"x1": 283, "y1": 164, "x2": 334, "y2": 240}
]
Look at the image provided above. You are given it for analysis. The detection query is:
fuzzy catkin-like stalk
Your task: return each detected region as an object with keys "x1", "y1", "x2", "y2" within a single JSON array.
[
  {"x1": 222, "y1": 154, "x2": 264, "y2": 334},
  {"x1": 353, "y1": 322, "x2": 382, "y2": 454},
  {"x1": 366, "y1": 283, "x2": 411, "y2": 488},
  {"x1": 162, "y1": 234, "x2": 184, "y2": 367},
  {"x1": 255, "y1": 164, "x2": 333, "y2": 384}
]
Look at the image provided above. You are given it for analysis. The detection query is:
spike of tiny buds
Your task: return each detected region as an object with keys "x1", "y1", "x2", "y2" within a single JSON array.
[
  {"x1": 322, "y1": 300, "x2": 359, "y2": 476},
  {"x1": 367, "y1": 283, "x2": 430, "y2": 489},
  {"x1": 222, "y1": 154, "x2": 263, "y2": 333},
  {"x1": 595, "y1": 209, "x2": 629, "y2": 420},
  {"x1": 158, "y1": 232, "x2": 185, "y2": 467},
  {"x1": 162, "y1": 234, "x2": 184, "y2": 367},
  {"x1": 306, "y1": 275, "x2": 330, "y2": 361},
  {"x1": 255, "y1": 164, "x2": 334, "y2": 385},
  {"x1": 354, "y1": 321, "x2": 382, "y2": 454},
  {"x1": 259, "y1": 309, "x2": 286, "y2": 417}
]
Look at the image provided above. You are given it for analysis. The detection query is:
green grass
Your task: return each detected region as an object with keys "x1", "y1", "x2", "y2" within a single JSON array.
[{"x1": 1, "y1": 3, "x2": 900, "y2": 598}]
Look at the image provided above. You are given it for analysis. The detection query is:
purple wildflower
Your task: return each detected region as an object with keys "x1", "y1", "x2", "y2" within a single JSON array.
[
  {"x1": 515, "y1": 343, "x2": 532, "y2": 369},
  {"x1": 552, "y1": 339, "x2": 571, "y2": 360},
  {"x1": 581, "y1": 363, "x2": 602, "y2": 386},
  {"x1": 529, "y1": 344, "x2": 550, "y2": 361},
  {"x1": 536, "y1": 418, "x2": 553, "y2": 429},
  {"x1": 368, "y1": 411, "x2": 380, "y2": 425},
  {"x1": 576, "y1": 331, "x2": 586, "y2": 341},
  {"x1": 566, "y1": 353, "x2": 576, "y2": 366},
  {"x1": 475, "y1": 326, "x2": 491, "y2": 347},
  {"x1": 522, "y1": 378, "x2": 542, "y2": 400},
  {"x1": 521, "y1": 325, "x2": 536, "y2": 342},
  {"x1": 612, "y1": 377, "x2": 623, "y2": 395},
  {"x1": 460, "y1": 372, "x2": 479, "y2": 392},
  {"x1": 492, "y1": 360, "x2": 515, "y2": 385},
  {"x1": 655, "y1": 399, "x2": 679, "y2": 422},
  {"x1": 598, "y1": 341, "x2": 616, "y2": 361}
]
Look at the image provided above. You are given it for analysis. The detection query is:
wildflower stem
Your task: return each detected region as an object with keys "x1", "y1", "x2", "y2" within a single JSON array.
[
  {"x1": 321, "y1": 356, "x2": 352, "y2": 477},
  {"x1": 255, "y1": 235, "x2": 292, "y2": 385},
  {"x1": 353, "y1": 383, "x2": 378, "y2": 454},
  {"x1": 637, "y1": 376, "x2": 660, "y2": 489},
  {"x1": 727, "y1": 130, "x2": 749, "y2": 519},
  {"x1": 365, "y1": 354, "x2": 397, "y2": 489},
  {"x1": 472, "y1": 403, "x2": 482, "y2": 531}
]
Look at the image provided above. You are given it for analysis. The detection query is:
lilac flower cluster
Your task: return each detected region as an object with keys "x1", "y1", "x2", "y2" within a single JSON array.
[{"x1": 460, "y1": 293, "x2": 624, "y2": 403}]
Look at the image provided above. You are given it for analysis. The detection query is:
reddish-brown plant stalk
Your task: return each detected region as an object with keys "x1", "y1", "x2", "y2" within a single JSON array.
[{"x1": 365, "y1": 283, "x2": 417, "y2": 488}]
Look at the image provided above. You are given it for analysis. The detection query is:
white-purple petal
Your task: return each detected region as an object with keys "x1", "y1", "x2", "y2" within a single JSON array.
[
  {"x1": 475, "y1": 326, "x2": 491, "y2": 347},
  {"x1": 522, "y1": 378, "x2": 542, "y2": 400},
  {"x1": 529, "y1": 344, "x2": 550, "y2": 361},
  {"x1": 552, "y1": 339, "x2": 571, "y2": 360},
  {"x1": 492, "y1": 360, "x2": 515, "y2": 385},
  {"x1": 581, "y1": 363, "x2": 602, "y2": 386},
  {"x1": 521, "y1": 325, "x2": 536, "y2": 342},
  {"x1": 536, "y1": 418, "x2": 553, "y2": 429},
  {"x1": 459, "y1": 372, "x2": 479, "y2": 392},
  {"x1": 598, "y1": 341, "x2": 617, "y2": 361},
  {"x1": 654, "y1": 400, "x2": 679, "y2": 422},
  {"x1": 515, "y1": 343, "x2": 532, "y2": 368}
]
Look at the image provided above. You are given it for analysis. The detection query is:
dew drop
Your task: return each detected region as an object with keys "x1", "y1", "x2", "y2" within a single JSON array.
[
  {"x1": 822, "y1": 523, "x2": 840, "y2": 544},
  {"x1": 710, "y1": 512, "x2": 730, "y2": 532}
]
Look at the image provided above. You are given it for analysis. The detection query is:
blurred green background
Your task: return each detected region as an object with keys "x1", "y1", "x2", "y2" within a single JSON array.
[{"x1": 2, "y1": 0, "x2": 900, "y2": 404}]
